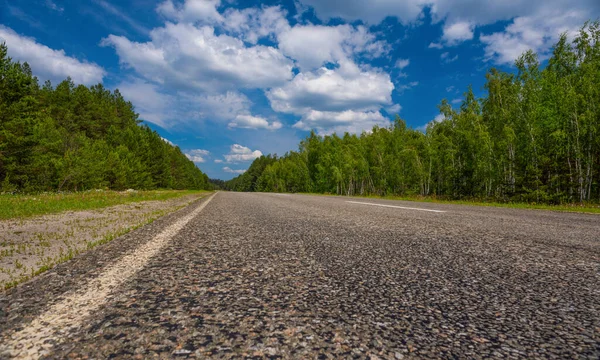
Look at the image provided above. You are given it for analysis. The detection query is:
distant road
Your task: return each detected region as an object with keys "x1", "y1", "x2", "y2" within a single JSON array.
[{"x1": 1, "y1": 192, "x2": 599, "y2": 358}]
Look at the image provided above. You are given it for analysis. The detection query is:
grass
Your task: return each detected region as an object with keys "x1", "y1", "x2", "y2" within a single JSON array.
[
  {"x1": 0, "y1": 189, "x2": 210, "y2": 220},
  {"x1": 1, "y1": 195, "x2": 198, "y2": 290},
  {"x1": 298, "y1": 192, "x2": 600, "y2": 214}
]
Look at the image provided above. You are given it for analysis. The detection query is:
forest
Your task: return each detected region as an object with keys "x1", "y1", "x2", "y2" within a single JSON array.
[
  {"x1": 0, "y1": 43, "x2": 211, "y2": 193},
  {"x1": 226, "y1": 22, "x2": 600, "y2": 204}
]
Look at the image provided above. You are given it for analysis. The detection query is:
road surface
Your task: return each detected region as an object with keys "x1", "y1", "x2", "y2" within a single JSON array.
[{"x1": 1, "y1": 192, "x2": 599, "y2": 359}]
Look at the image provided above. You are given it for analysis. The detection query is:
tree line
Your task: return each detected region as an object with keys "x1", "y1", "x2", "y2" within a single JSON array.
[
  {"x1": 226, "y1": 22, "x2": 600, "y2": 204},
  {"x1": 0, "y1": 43, "x2": 211, "y2": 193}
]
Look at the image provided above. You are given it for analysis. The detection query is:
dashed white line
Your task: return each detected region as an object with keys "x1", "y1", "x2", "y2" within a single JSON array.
[
  {"x1": 1, "y1": 193, "x2": 217, "y2": 359},
  {"x1": 347, "y1": 201, "x2": 446, "y2": 213}
]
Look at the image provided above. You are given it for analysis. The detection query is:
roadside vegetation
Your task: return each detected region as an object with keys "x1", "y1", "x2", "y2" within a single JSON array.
[
  {"x1": 225, "y1": 22, "x2": 600, "y2": 207},
  {"x1": 306, "y1": 193, "x2": 600, "y2": 214},
  {"x1": 0, "y1": 43, "x2": 211, "y2": 194},
  {"x1": 0, "y1": 190, "x2": 209, "y2": 220},
  {"x1": 0, "y1": 192, "x2": 207, "y2": 290}
]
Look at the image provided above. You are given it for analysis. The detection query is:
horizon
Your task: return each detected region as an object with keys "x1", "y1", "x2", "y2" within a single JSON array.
[{"x1": 2, "y1": 0, "x2": 598, "y2": 180}]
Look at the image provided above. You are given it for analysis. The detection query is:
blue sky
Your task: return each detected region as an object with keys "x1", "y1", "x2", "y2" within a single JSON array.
[{"x1": 2, "y1": 0, "x2": 599, "y2": 179}]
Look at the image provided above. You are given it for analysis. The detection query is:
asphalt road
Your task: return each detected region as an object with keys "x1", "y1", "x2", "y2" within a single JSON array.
[{"x1": 1, "y1": 192, "x2": 599, "y2": 359}]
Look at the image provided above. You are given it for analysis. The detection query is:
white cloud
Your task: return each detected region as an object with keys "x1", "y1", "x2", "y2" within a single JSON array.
[
  {"x1": 228, "y1": 115, "x2": 283, "y2": 130},
  {"x1": 159, "y1": 1, "x2": 291, "y2": 44},
  {"x1": 296, "y1": 0, "x2": 600, "y2": 51},
  {"x1": 385, "y1": 104, "x2": 401, "y2": 114},
  {"x1": 161, "y1": 137, "x2": 174, "y2": 146},
  {"x1": 433, "y1": 114, "x2": 445, "y2": 123},
  {"x1": 428, "y1": 42, "x2": 443, "y2": 49},
  {"x1": 295, "y1": 0, "x2": 427, "y2": 25},
  {"x1": 101, "y1": 22, "x2": 294, "y2": 92},
  {"x1": 45, "y1": 0, "x2": 64, "y2": 12},
  {"x1": 104, "y1": 2, "x2": 397, "y2": 136},
  {"x1": 451, "y1": 98, "x2": 462, "y2": 104},
  {"x1": 395, "y1": 58, "x2": 410, "y2": 69},
  {"x1": 223, "y1": 167, "x2": 246, "y2": 174},
  {"x1": 480, "y1": 9, "x2": 587, "y2": 64},
  {"x1": 297, "y1": 0, "x2": 600, "y2": 27},
  {"x1": 441, "y1": 21, "x2": 474, "y2": 45},
  {"x1": 397, "y1": 81, "x2": 419, "y2": 93},
  {"x1": 223, "y1": 6, "x2": 290, "y2": 44},
  {"x1": 417, "y1": 114, "x2": 445, "y2": 132},
  {"x1": 268, "y1": 62, "x2": 394, "y2": 115},
  {"x1": 95, "y1": 0, "x2": 149, "y2": 35},
  {"x1": 223, "y1": 144, "x2": 263, "y2": 163},
  {"x1": 277, "y1": 24, "x2": 388, "y2": 71},
  {"x1": 441, "y1": 52, "x2": 458, "y2": 63},
  {"x1": 157, "y1": 0, "x2": 223, "y2": 23},
  {"x1": 214, "y1": 159, "x2": 223, "y2": 163},
  {"x1": 116, "y1": 78, "x2": 251, "y2": 127},
  {"x1": 293, "y1": 110, "x2": 390, "y2": 135},
  {"x1": 185, "y1": 149, "x2": 210, "y2": 163},
  {"x1": 0, "y1": 26, "x2": 105, "y2": 85}
]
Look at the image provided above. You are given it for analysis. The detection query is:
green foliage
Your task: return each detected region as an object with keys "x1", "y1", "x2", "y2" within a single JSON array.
[
  {"x1": 0, "y1": 189, "x2": 206, "y2": 220},
  {"x1": 226, "y1": 22, "x2": 600, "y2": 204},
  {"x1": 0, "y1": 42, "x2": 210, "y2": 193}
]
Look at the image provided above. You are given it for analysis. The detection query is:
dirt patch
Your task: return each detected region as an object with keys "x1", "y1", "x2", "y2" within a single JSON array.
[{"x1": 0, "y1": 193, "x2": 206, "y2": 289}]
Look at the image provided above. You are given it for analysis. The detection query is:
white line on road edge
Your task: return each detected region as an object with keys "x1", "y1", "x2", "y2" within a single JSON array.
[
  {"x1": 2, "y1": 193, "x2": 217, "y2": 359},
  {"x1": 347, "y1": 201, "x2": 446, "y2": 213}
]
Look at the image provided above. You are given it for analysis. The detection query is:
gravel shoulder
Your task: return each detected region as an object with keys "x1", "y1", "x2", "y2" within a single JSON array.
[
  {"x1": 15, "y1": 192, "x2": 597, "y2": 359},
  {"x1": 0, "y1": 193, "x2": 206, "y2": 289},
  {"x1": 0, "y1": 193, "x2": 212, "y2": 336}
]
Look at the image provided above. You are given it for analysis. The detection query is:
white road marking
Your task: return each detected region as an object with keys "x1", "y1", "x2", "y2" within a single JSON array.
[
  {"x1": 1, "y1": 193, "x2": 217, "y2": 359},
  {"x1": 347, "y1": 201, "x2": 446, "y2": 213}
]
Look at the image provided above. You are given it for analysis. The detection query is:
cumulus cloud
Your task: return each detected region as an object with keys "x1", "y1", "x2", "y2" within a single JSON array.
[
  {"x1": 185, "y1": 149, "x2": 210, "y2": 163},
  {"x1": 441, "y1": 21, "x2": 474, "y2": 45},
  {"x1": 116, "y1": 78, "x2": 251, "y2": 127},
  {"x1": 268, "y1": 62, "x2": 394, "y2": 115},
  {"x1": 223, "y1": 167, "x2": 246, "y2": 174},
  {"x1": 104, "y1": 1, "x2": 397, "y2": 135},
  {"x1": 157, "y1": 0, "x2": 223, "y2": 23},
  {"x1": 158, "y1": 0, "x2": 290, "y2": 44},
  {"x1": 480, "y1": 9, "x2": 587, "y2": 64},
  {"x1": 293, "y1": 110, "x2": 390, "y2": 135},
  {"x1": 0, "y1": 26, "x2": 105, "y2": 85},
  {"x1": 395, "y1": 58, "x2": 410, "y2": 69},
  {"x1": 297, "y1": 0, "x2": 600, "y2": 52},
  {"x1": 101, "y1": 23, "x2": 294, "y2": 92},
  {"x1": 228, "y1": 115, "x2": 283, "y2": 130},
  {"x1": 385, "y1": 104, "x2": 402, "y2": 114},
  {"x1": 223, "y1": 6, "x2": 290, "y2": 44},
  {"x1": 277, "y1": 24, "x2": 389, "y2": 71},
  {"x1": 223, "y1": 144, "x2": 263, "y2": 163},
  {"x1": 295, "y1": 0, "x2": 427, "y2": 25},
  {"x1": 297, "y1": 0, "x2": 599, "y2": 27}
]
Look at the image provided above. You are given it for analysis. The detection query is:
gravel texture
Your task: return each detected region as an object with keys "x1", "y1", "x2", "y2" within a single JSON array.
[
  {"x1": 1, "y1": 192, "x2": 599, "y2": 359},
  {"x1": 0, "y1": 193, "x2": 203, "y2": 288}
]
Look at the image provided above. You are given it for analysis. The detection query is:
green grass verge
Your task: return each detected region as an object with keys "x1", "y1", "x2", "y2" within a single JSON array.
[
  {"x1": 0, "y1": 190, "x2": 210, "y2": 220},
  {"x1": 296, "y1": 192, "x2": 600, "y2": 214}
]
